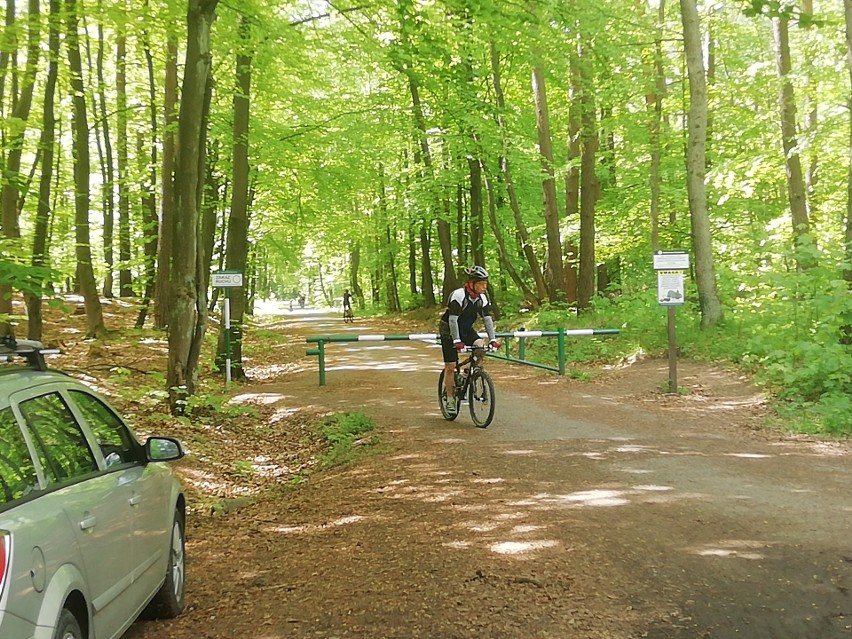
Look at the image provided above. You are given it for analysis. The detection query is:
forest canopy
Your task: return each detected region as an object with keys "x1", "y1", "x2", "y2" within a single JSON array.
[{"x1": 0, "y1": 0, "x2": 850, "y2": 429}]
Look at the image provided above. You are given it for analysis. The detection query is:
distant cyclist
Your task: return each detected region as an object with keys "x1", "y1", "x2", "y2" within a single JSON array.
[
  {"x1": 439, "y1": 266, "x2": 499, "y2": 415},
  {"x1": 342, "y1": 289, "x2": 353, "y2": 313}
]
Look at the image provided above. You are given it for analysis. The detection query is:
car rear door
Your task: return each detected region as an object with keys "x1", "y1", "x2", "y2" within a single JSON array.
[{"x1": 66, "y1": 388, "x2": 174, "y2": 605}]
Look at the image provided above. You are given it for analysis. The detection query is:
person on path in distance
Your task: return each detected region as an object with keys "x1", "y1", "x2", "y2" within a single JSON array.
[
  {"x1": 342, "y1": 289, "x2": 353, "y2": 313},
  {"x1": 438, "y1": 265, "x2": 500, "y2": 416}
]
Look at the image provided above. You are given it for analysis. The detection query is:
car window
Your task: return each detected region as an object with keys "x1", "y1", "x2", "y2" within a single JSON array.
[
  {"x1": 0, "y1": 407, "x2": 39, "y2": 504},
  {"x1": 18, "y1": 393, "x2": 98, "y2": 486},
  {"x1": 69, "y1": 390, "x2": 140, "y2": 468}
]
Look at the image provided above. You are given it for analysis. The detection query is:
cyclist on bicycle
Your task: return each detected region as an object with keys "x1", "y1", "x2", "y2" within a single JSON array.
[
  {"x1": 342, "y1": 289, "x2": 353, "y2": 315},
  {"x1": 439, "y1": 265, "x2": 499, "y2": 415}
]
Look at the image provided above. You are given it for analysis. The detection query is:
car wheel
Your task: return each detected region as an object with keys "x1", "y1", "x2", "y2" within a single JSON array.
[
  {"x1": 53, "y1": 609, "x2": 83, "y2": 639},
  {"x1": 143, "y1": 509, "x2": 186, "y2": 618}
]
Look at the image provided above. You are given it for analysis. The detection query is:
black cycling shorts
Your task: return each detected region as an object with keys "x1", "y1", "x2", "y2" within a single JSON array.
[{"x1": 439, "y1": 328, "x2": 480, "y2": 364}]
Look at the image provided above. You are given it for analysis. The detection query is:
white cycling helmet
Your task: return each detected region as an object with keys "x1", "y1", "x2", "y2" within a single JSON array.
[{"x1": 465, "y1": 265, "x2": 489, "y2": 282}]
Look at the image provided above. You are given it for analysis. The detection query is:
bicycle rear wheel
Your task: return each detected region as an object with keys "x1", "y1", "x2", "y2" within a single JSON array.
[
  {"x1": 437, "y1": 370, "x2": 460, "y2": 421},
  {"x1": 468, "y1": 369, "x2": 495, "y2": 428}
]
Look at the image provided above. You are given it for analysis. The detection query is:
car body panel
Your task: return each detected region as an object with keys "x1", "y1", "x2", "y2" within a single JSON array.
[{"x1": 0, "y1": 363, "x2": 185, "y2": 639}]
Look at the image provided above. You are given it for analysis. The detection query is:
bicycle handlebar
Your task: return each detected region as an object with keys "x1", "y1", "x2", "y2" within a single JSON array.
[{"x1": 462, "y1": 344, "x2": 497, "y2": 353}]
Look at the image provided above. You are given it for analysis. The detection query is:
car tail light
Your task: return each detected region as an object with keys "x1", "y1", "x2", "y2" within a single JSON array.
[{"x1": 0, "y1": 531, "x2": 9, "y2": 598}]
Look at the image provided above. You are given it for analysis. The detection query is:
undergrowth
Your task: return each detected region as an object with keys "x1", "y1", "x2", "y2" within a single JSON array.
[{"x1": 496, "y1": 266, "x2": 851, "y2": 435}]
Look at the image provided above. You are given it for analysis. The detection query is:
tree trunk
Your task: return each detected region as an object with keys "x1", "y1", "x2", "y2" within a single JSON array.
[
  {"x1": 350, "y1": 240, "x2": 364, "y2": 307},
  {"x1": 437, "y1": 199, "x2": 455, "y2": 301},
  {"x1": 532, "y1": 61, "x2": 566, "y2": 301},
  {"x1": 116, "y1": 9, "x2": 133, "y2": 296},
  {"x1": 65, "y1": 0, "x2": 106, "y2": 338},
  {"x1": 490, "y1": 44, "x2": 546, "y2": 302},
  {"x1": 566, "y1": 53, "x2": 581, "y2": 223},
  {"x1": 407, "y1": 218, "x2": 418, "y2": 295},
  {"x1": 135, "y1": 22, "x2": 160, "y2": 329},
  {"x1": 26, "y1": 0, "x2": 60, "y2": 340},
  {"x1": 94, "y1": 5, "x2": 116, "y2": 299},
  {"x1": 468, "y1": 155, "x2": 485, "y2": 268},
  {"x1": 680, "y1": 0, "x2": 722, "y2": 328},
  {"x1": 577, "y1": 45, "x2": 598, "y2": 312},
  {"x1": 419, "y1": 222, "x2": 436, "y2": 305},
  {"x1": 773, "y1": 15, "x2": 813, "y2": 269},
  {"x1": 482, "y1": 161, "x2": 537, "y2": 305},
  {"x1": 645, "y1": 0, "x2": 666, "y2": 253},
  {"x1": 842, "y1": 0, "x2": 852, "y2": 344},
  {"x1": 155, "y1": 35, "x2": 179, "y2": 330},
  {"x1": 1, "y1": 0, "x2": 40, "y2": 338},
  {"x1": 218, "y1": 16, "x2": 252, "y2": 381},
  {"x1": 802, "y1": 0, "x2": 817, "y2": 198},
  {"x1": 167, "y1": 0, "x2": 219, "y2": 413},
  {"x1": 405, "y1": 73, "x2": 440, "y2": 307}
]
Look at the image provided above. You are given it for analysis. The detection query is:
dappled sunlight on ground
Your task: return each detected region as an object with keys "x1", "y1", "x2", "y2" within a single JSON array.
[{"x1": 688, "y1": 539, "x2": 771, "y2": 560}]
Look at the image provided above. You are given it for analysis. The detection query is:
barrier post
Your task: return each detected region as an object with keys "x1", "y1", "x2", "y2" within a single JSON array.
[
  {"x1": 305, "y1": 340, "x2": 326, "y2": 386},
  {"x1": 518, "y1": 336, "x2": 526, "y2": 361},
  {"x1": 557, "y1": 327, "x2": 566, "y2": 376}
]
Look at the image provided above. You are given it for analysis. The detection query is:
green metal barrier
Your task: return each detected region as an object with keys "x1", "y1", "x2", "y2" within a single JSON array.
[{"x1": 305, "y1": 328, "x2": 619, "y2": 386}]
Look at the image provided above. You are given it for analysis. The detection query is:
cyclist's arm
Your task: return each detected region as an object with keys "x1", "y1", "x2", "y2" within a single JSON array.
[
  {"x1": 480, "y1": 294, "x2": 497, "y2": 342},
  {"x1": 483, "y1": 315, "x2": 496, "y2": 342},
  {"x1": 446, "y1": 290, "x2": 466, "y2": 342},
  {"x1": 448, "y1": 314, "x2": 462, "y2": 342}
]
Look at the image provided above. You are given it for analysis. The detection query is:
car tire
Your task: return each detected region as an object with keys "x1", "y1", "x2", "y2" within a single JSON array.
[
  {"x1": 53, "y1": 608, "x2": 83, "y2": 639},
  {"x1": 143, "y1": 509, "x2": 186, "y2": 619}
]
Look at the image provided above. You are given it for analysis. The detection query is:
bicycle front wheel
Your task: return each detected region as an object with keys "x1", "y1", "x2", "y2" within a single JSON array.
[
  {"x1": 468, "y1": 369, "x2": 495, "y2": 428},
  {"x1": 437, "y1": 370, "x2": 460, "y2": 421}
]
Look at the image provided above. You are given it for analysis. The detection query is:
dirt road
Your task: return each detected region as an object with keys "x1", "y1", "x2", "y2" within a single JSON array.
[{"x1": 128, "y1": 309, "x2": 852, "y2": 639}]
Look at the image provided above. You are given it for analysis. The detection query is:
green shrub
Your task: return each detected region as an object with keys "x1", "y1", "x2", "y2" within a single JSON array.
[{"x1": 318, "y1": 411, "x2": 376, "y2": 466}]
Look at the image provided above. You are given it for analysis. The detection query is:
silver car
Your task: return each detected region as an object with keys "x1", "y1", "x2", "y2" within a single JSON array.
[{"x1": 0, "y1": 340, "x2": 186, "y2": 639}]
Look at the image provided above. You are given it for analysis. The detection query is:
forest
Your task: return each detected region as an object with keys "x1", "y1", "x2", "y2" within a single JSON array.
[{"x1": 0, "y1": 0, "x2": 850, "y2": 431}]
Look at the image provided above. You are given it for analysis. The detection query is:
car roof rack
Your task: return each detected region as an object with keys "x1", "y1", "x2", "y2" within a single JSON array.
[{"x1": 0, "y1": 336, "x2": 60, "y2": 372}]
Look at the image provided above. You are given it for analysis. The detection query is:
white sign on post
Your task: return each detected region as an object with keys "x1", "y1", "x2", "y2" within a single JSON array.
[
  {"x1": 657, "y1": 271, "x2": 685, "y2": 305},
  {"x1": 653, "y1": 251, "x2": 690, "y2": 271},
  {"x1": 212, "y1": 271, "x2": 243, "y2": 288}
]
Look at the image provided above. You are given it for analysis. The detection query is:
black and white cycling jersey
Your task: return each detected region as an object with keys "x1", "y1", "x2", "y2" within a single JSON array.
[{"x1": 439, "y1": 287, "x2": 496, "y2": 343}]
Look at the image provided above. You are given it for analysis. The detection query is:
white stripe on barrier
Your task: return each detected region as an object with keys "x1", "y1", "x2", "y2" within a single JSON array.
[
  {"x1": 409, "y1": 333, "x2": 439, "y2": 341},
  {"x1": 357, "y1": 335, "x2": 387, "y2": 341},
  {"x1": 564, "y1": 329, "x2": 595, "y2": 336},
  {"x1": 512, "y1": 331, "x2": 544, "y2": 338}
]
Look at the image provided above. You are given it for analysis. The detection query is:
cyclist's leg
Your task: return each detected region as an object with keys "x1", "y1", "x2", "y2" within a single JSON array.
[
  {"x1": 440, "y1": 335, "x2": 458, "y2": 399},
  {"x1": 465, "y1": 332, "x2": 487, "y2": 368}
]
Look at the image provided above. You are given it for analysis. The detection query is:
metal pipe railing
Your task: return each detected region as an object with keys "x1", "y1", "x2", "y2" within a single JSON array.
[{"x1": 305, "y1": 328, "x2": 619, "y2": 386}]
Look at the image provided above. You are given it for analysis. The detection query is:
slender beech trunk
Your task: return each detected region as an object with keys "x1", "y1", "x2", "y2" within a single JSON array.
[
  {"x1": 408, "y1": 218, "x2": 418, "y2": 295},
  {"x1": 490, "y1": 45, "x2": 546, "y2": 301},
  {"x1": 576, "y1": 44, "x2": 598, "y2": 312},
  {"x1": 65, "y1": 0, "x2": 106, "y2": 337},
  {"x1": 842, "y1": 0, "x2": 852, "y2": 344},
  {"x1": 95, "y1": 1, "x2": 115, "y2": 298},
  {"x1": 645, "y1": 0, "x2": 666, "y2": 252},
  {"x1": 116, "y1": 11, "x2": 133, "y2": 296},
  {"x1": 468, "y1": 156, "x2": 485, "y2": 268},
  {"x1": 168, "y1": 0, "x2": 219, "y2": 413},
  {"x1": 532, "y1": 62, "x2": 566, "y2": 301},
  {"x1": 135, "y1": 21, "x2": 160, "y2": 329},
  {"x1": 218, "y1": 16, "x2": 252, "y2": 380},
  {"x1": 773, "y1": 16, "x2": 813, "y2": 268},
  {"x1": 680, "y1": 0, "x2": 722, "y2": 328},
  {"x1": 482, "y1": 161, "x2": 537, "y2": 305},
  {"x1": 405, "y1": 73, "x2": 440, "y2": 306},
  {"x1": 1, "y1": 0, "x2": 40, "y2": 338},
  {"x1": 155, "y1": 36, "x2": 178, "y2": 330},
  {"x1": 27, "y1": 0, "x2": 60, "y2": 339},
  {"x1": 802, "y1": 0, "x2": 818, "y2": 198},
  {"x1": 350, "y1": 240, "x2": 364, "y2": 307}
]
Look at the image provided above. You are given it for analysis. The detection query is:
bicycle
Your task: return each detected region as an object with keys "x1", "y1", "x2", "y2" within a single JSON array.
[
  {"x1": 343, "y1": 306, "x2": 354, "y2": 323},
  {"x1": 437, "y1": 345, "x2": 496, "y2": 428}
]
